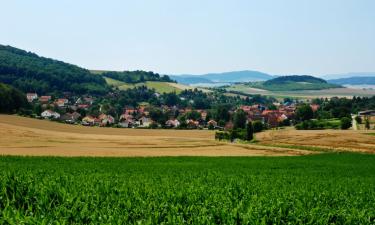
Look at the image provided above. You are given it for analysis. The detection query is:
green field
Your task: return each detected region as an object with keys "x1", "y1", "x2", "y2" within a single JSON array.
[
  {"x1": 103, "y1": 76, "x2": 186, "y2": 93},
  {"x1": 1, "y1": 154, "x2": 374, "y2": 224}
]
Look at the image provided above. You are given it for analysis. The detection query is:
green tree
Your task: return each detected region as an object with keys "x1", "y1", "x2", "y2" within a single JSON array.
[
  {"x1": 246, "y1": 121, "x2": 254, "y2": 141},
  {"x1": 296, "y1": 104, "x2": 314, "y2": 122},
  {"x1": 233, "y1": 109, "x2": 247, "y2": 129},
  {"x1": 340, "y1": 117, "x2": 352, "y2": 130},
  {"x1": 252, "y1": 120, "x2": 263, "y2": 133}
]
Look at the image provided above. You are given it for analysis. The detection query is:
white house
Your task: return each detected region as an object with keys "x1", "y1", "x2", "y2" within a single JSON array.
[
  {"x1": 136, "y1": 116, "x2": 152, "y2": 127},
  {"x1": 41, "y1": 110, "x2": 60, "y2": 119},
  {"x1": 26, "y1": 93, "x2": 38, "y2": 102}
]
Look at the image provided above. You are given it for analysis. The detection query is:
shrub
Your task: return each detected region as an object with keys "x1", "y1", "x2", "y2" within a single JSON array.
[
  {"x1": 340, "y1": 117, "x2": 352, "y2": 130},
  {"x1": 252, "y1": 120, "x2": 263, "y2": 133}
]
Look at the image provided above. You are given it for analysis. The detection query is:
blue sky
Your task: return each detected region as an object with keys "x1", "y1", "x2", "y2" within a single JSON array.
[{"x1": 1, "y1": 0, "x2": 374, "y2": 76}]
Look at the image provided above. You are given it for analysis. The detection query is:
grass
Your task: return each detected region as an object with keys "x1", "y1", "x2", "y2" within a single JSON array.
[
  {"x1": 0, "y1": 154, "x2": 374, "y2": 224},
  {"x1": 115, "y1": 80, "x2": 184, "y2": 93}
]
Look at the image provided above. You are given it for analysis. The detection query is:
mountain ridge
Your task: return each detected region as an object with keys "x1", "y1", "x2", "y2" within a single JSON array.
[{"x1": 170, "y1": 70, "x2": 274, "y2": 85}]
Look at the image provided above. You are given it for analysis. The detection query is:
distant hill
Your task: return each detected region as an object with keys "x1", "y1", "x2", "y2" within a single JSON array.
[
  {"x1": 328, "y1": 76, "x2": 375, "y2": 85},
  {"x1": 170, "y1": 70, "x2": 273, "y2": 85},
  {"x1": 323, "y1": 72, "x2": 375, "y2": 80},
  {"x1": 0, "y1": 45, "x2": 109, "y2": 95},
  {"x1": 249, "y1": 75, "x2": 341, "y2": 91}
]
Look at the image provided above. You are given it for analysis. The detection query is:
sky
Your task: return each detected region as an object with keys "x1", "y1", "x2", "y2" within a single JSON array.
[{"x1": 1, "y1": 0, "x2": 374, "y2": 76}]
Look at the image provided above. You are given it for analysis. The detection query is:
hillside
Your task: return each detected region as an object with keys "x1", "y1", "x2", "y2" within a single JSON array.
[
  {"x1": 103, "y1": 76, "x2": 194, "y2": 93},
  {"x1": 0, "y1": 83, "x2": 28, "y2": 113},
  {"x1": 171, "y1": 70, "x2": 273, "y2": 85},
  {"x1": 328, "y1": 76, "x2": 375, "y2": 85},
  {"x1": 248, "y1": 75, "x2": 340, "y2": 91},
  {"x1": 0, "y1": 45, "x2": 108, "y2": 95}
]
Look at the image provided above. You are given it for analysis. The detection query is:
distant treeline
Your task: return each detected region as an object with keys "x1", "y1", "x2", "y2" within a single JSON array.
[
  {"x1": 0, "y1": 45, "x2": 109, "y2": 95},
  {"x1": 102, "y1": 71, "x2": 173, "y2": 84}
]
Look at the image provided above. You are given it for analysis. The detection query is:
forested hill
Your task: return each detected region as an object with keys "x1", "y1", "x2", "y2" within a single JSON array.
[
  {"x1": 264, "y1": 75, "x2": 327, "y2": 85},
  {"x1": 0, "y1": 45, "x2": 109, "y2": 95},
  {"x1": 249, "y1": 75, "x2": 341, "y2": 91}
]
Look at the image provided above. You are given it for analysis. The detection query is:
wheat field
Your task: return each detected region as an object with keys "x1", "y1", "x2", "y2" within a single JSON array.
[{"x1": 0, "y1": 115, "x2": 374, "y2": 157}]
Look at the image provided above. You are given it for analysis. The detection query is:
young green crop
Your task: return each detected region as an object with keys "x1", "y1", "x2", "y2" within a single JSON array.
[{"x1": 0, "y1": 153, "x2": 374, "y2": 224}]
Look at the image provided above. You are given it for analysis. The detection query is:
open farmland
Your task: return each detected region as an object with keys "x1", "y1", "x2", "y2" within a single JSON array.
[
  {"x1": 0, "y1": 115, "x2": 312, "y2": 157},
  {"x1": 0, "y1": 154, "x2": 374, "y2": 223},
  {"x1": 1, "y1": 115, "x2": 375, "y2": 156},
  {"x1": 227, "y1": 84, "x2": 375, "y2": 99}
]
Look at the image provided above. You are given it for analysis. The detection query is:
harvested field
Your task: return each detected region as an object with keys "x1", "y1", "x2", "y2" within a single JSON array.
[
  {"x1": 0, "y1": 115, "x2": 309, "y2": 157},
  {"x1": 0, "y1": 115, "x2": 374, "y2": 157},
  {"x1": 256, "y1": 128, "x2": 375, "y2": 154}
]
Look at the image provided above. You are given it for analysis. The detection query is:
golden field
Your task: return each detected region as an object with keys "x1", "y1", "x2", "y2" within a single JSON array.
[{"x1": 0, "y1": 115, "x2": 374, "y2": 157}]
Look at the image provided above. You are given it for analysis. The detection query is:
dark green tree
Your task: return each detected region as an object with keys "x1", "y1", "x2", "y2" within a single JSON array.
[
  {"x1": 246, "y1": 121, "x2": 254, "y2": 141},
  {"x1": 296, "y1": 104, "x2": 314, "y2": 122},
  {"x1": 252, "y1": 120, "x2": 263, "y2": 133},
  {"x1": 340, "y1": 117, "x2": 352, "y2": 130},
  {"x1": 233, "y1": 109, "x2": 247, "y2": 129}
]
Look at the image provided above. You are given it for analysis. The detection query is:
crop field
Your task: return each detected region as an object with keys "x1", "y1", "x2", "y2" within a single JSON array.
[
  {"x1": 0, "y1": 154, "x2": 374, "y2": 224},
  {"x1": 1, "y1": 115, "x2": 375, "y2": 157},
  {"x1": 0, "y1": 115, "x2": 314, "y2": 157},
  {"x1": 227, "y1": 84, "x2": 375, "y2": 99}
]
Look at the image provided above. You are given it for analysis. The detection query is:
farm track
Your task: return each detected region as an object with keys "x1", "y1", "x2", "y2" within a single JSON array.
[{"x1": 0, "y1": 115, "x2": 374, "y2": 157}]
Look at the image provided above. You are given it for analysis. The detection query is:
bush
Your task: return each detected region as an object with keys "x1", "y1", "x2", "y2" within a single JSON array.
[
  {"x1": 252, "y1": 120, "x2": 264, "y2": 133},
  {"x1": 295, "y1": 119, "x2": 341, "y2": 130},
  {"x1": 340, "y1": 117, "x2": 352, "y2": 130}
]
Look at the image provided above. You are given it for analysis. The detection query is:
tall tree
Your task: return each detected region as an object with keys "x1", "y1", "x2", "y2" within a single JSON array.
[
  {"x1": 246, "y1": 121, "x2": 254, "y2": 141},
  {"x1": 233, "y1": 109, "x2": 247, "y2": 129}
]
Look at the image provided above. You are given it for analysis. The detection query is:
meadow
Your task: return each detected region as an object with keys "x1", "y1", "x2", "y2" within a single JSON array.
[{"x1": 0, "y1": 153, "x2": 374, "y2": 224}]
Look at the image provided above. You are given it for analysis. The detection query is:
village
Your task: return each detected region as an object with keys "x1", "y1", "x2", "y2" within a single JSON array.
[
  {"x1": 25, "y1": 92, "x2": 306, "y2": 130},
  {"x1": 26, "y1": 92, "x2": 375, "y2": 131}
]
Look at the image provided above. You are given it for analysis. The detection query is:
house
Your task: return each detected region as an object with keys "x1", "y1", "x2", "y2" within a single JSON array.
[
  {"x1": 137, "y1": 116, "x2": 152, "y2": 127},
  {"x1": 207, "y1": 120, "x2": 218, "y2": 128},
  {"x1": 55, "y1": 98, "x2": 68, "y2": 107},
  {"x1": 77, "y1": 104, "x2": 90, "y2": 110},
  {"x1": 123, "y1": 107, "x2": 137, "y2": 115},
  {"x1": 82, "y1": 116, "x2": 96, "y2": 126},
  {"x1": 26, "y1": 93, "x2": 38, "y2": 102},
  {"x1": 186, "y1": 119, "x2": 199, "y2": 129},
  {"x1": 39, "y1": 96, "x2": 52, "y2": 103},
  {"x1": 41, "y1": 110, "x2": 60, "y2": 119},
  {"x1": 310, "y1": 104, "x2": 320, "y2": 112},
  {"x1": 98, "y1": 114, "x2": 115, "y2": 126},
  {"x1": 165, "y1": 119, "x2": 180, "y2": 128},
  {"x1": 83, "y1": 97, "x2": 94, "y2": 105},
  {"x1": 119, "y1": 114, "x2": 135, "y2": 128},
  {"x1": 358, "y1": 110, "x2": 375, "y2": 116},
  {"x1": 60, "y1": 112, "x2": 81, "y2": 123}
]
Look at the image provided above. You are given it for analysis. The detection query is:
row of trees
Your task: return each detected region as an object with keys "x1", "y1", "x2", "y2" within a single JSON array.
[{"x1": 102, "y1": 71, "x2": 173, "y2": 83}]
